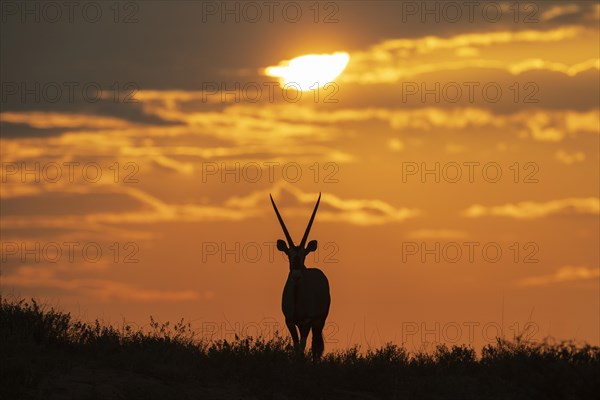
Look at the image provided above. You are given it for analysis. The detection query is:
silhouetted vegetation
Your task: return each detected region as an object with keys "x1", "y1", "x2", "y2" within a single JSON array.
[{"x1": 1, "y1": 298, "x2": 598, "y2": 399}]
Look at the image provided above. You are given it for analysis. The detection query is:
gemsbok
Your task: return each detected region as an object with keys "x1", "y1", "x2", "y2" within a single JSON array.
[{"x1": 270, "y1": 193, "x2": 331, "y2": 361}]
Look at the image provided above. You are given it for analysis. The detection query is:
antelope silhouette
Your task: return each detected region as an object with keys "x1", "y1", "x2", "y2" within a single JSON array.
[{"x1": 270, "y1": 193, "x2": 331, "y2": 361}]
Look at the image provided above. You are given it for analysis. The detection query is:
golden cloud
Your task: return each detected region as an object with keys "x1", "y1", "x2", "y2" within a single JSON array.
[
  {"x1": 406, "y1": 229, "x2": 469, "y2": 240},
  {"x1": 517, "y1": 265, "x2": 600, "y2": 287},
  {"x1": 230, "y1": 183, "x2": 421, "y2": 225},
  {"x1": 463, "y1": 198, "x2": 600, "y2": 219},
  {"x1": 3, "y1": 265, "x2": 201, "y2": 302},
  {"x1": 555, "y1": 150, "x2": 586, "y2": 165},
  {"x1": 540, "y1": 5, "x2": 581, "y2": 22},
  {"x1": 341, "y1": 27, "x2": 598, "y2": 84},
  {"x1": 1, "y1": 112, "x2": 137, "y2": 129},
  {"x1": 1, "y1": 181, "x2": 420, "y2": 233}
]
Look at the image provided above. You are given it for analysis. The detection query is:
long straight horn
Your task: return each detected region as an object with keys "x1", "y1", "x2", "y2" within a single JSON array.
[
  {"x1": 270, "y1": 194, "x2": 294, "y2": 246},
  {"x1": 299, "y1": 192, "x2": 321, "y2": 248}
]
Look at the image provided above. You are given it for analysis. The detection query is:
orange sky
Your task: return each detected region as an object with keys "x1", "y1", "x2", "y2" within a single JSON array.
[{"x1": 1, "y1": 1, "x2": 598, "y2": 352}]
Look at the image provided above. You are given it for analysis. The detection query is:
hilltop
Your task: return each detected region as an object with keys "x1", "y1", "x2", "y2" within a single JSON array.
[{"x1": 1, "y1": 298, "x2": 598, "y2": 399}]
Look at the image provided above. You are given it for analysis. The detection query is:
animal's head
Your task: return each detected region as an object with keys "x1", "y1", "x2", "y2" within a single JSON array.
[{"x1": 270, "y1": 193, "x2": 321, "y2": 271}]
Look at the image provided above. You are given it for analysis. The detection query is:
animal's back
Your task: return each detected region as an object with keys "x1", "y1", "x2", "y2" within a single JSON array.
[{"x1": 282, "y1": 268, "x2": 330, "y2": 322}]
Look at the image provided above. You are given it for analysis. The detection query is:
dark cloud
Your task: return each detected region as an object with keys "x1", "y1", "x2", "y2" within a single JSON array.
[
  {"x1": 331, "y1": 68, "x2": 599, "y2": 113},
  {"x1": 1, "y1": 192, "x2": 148, "y2": 216},
  {"x1": 3, "y1": 1, "x2": 597, "y2": 91},
  {"x1": 1, "y1": 122, "x2": 65, "y2": 138}
]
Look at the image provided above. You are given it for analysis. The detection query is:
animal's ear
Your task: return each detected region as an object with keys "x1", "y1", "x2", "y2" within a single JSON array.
[
  {"x1": 305, "y1": 240, "x2": 318, "y2": 253},
  {"x1": 277, "y1": 239, "x2": 289, "y2": 253}
]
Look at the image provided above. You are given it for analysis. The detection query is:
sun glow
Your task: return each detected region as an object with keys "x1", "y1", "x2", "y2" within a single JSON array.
[{"x1": 265, "y1": 52, "x2": 350, "y2": 91}]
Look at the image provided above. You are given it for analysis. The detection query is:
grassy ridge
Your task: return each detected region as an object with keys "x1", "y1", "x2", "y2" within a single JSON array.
[{"x1": 1, "y1": 298, "x2": 598, "y2": 400}]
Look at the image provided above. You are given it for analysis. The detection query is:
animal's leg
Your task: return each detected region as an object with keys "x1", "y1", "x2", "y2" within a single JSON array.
[
  {"x1": 286, "y1": 321, "x2": 299, "y2": 350},
  {"x1": 311, "y1": 318, "x2": 326, "y2": 362},
  {"x1": 298, "y1": 321, "x2": 311, "y2": 354}
]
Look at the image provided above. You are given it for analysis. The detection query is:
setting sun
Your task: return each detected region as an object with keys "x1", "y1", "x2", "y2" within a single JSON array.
[{"x1": 265, "y1": 52, "x2": 350, "y2": 91}]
